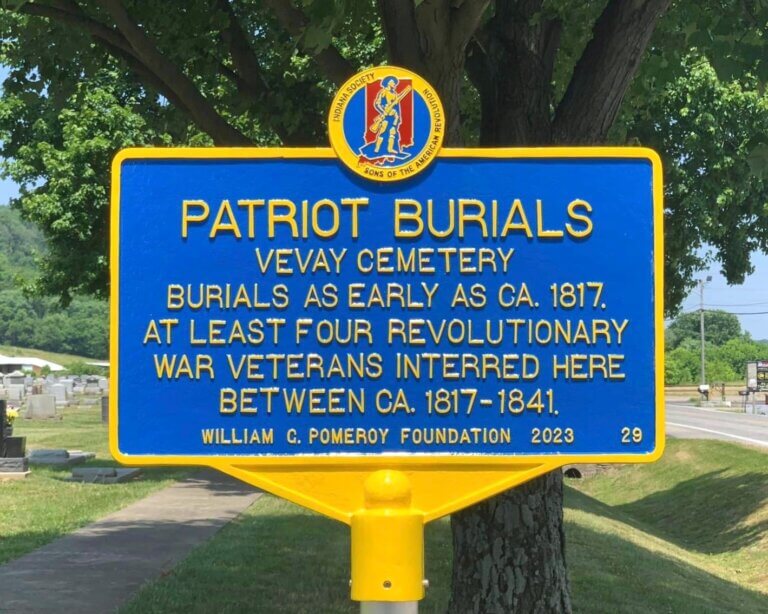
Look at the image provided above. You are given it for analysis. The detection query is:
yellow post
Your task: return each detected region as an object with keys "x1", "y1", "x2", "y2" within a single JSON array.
[{"x1": 351, "y1": 470, "x2": 425, "y2": 610}]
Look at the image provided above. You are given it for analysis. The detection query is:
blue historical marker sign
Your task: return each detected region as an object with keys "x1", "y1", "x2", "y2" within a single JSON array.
[{"x1": 111, "y1": 147, "x2": 663, "y2": 461}]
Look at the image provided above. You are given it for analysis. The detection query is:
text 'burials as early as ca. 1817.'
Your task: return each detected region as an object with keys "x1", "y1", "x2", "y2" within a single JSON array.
[{"x1": 111, "y1": 149, "x2": 663, "y2": 461}]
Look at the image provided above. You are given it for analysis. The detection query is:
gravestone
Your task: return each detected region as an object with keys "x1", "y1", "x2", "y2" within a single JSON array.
[
  {"x1": 51, "y1": 384, "x2": 67, "y2": 407},
  {"x1": 4, "y1": 436, "x2": 26, "y2": 457},
  {"x1": 7, "y1": 385, "x2": 24, "y2": 403},
  {"x1": 101, "y1": 395, "x2": 109, "y2": 424},
  {"x1": 0, "y1": 400, "x2": 30, "y2": 479},
  {"x1": 28, "y1": 449, "x2": 95, "y2": 466},
  {"x1": 3, "y1": 371, "x2": 25, "y2": 387},
  {"x1": 98, "y1": 377, "x2": 108, "y2": 392},
  {"x1": 26, "y1": 394, "x2": 57, "y2": 419},
  {"x1": 84, "y1": 377, "x2": 101, "y2": 394},
  {"x1": 0, "y1": 457, "x2": 29, "y2": 471},
  {"x1": 0, "y1": 399, "x2": 4, "y2": 455},
  {"x1": 70, "y1": 467, "x2": 141, "y2": 484},
  {"x1": 59, "y1": 379, "x2": 74, "y2": 397}
]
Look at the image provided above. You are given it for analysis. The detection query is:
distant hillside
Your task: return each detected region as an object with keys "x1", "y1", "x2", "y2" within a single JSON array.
[
  {"x1": 0, "y1": 205, "x2": 47, "y2": 289},
  {"x1": 0, "y1": 206, "x2": 108, "y2": 358}
]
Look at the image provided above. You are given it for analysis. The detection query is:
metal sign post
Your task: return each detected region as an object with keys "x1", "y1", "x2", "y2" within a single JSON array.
[{"x1": 110, "y1": 66, "x2": 664, "y2": 608}]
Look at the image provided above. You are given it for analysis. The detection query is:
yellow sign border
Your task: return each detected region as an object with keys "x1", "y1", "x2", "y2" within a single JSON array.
[{"x1": 109, "y1": 146, "x2": 665, "y2": 473}]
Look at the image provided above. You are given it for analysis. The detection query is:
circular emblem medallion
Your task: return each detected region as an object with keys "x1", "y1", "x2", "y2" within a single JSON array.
[{"x1": 328, "y1": 66, "x2": 445, "y2": 182}]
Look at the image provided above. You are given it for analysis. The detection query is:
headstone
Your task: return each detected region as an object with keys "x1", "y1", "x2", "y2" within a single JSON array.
[
  {"x1": 51, "y1": 384, "x2": 67, "y2": 407},
  {"x1": 0, "y1": 400, "x2": 5, "y2": 456},
  {"x1": 3, "y1": 371, "x2": 26, "y2": 387},
  {"x1": 28, "y1": 449, "x2": 68, "y2": 465},
  {"x1": 7, "y1": 385, "x2": 24, "y2": 403},
  {"x1": 0, "y1": 457, "x2": 29, "y2": 472},
  {"x1": 28, "y1": 449, "x2": 95, "y2": 466},
  {"x1": 59, "y1": 379, "x2": 74, "y2": 397},
  {"x1": 26, "y1": 394, "x2": 57, "y2": 419},
  {"x1": 0, "y1": 401, "x2": 27, "y2": 478},
  {"x1": 101, "y1": 395, "x2": 109, "y2": 424},
  {"x1": 4, "y1": 436, "x2": 26, "y2": 458},
  {"x1": 84, "y1": 376, "x2": 100, "y2": 394},
  {"x1": 70, "y1": 467, "x2": 141, "y2": 484},
  {"x1": 24, "y1": 376, "x2": 33, "y2": 387},
  {"x1": 98, "y1": 377, "x2": 108, "y2": 392}
]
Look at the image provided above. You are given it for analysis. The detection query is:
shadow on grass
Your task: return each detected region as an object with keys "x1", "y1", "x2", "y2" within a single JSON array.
[
  {"x1": 121, "y1": 505, "x2": 453, "y2": 614},
  {"x1": 120, "y1": 494, "x2": 768, "y2": 614},
  {"x1": 611, "y1": 470, "x2": 768, "y2": 554},
  {"x1": 567, "y1": 516, "x2": 768, "y2": 614}
]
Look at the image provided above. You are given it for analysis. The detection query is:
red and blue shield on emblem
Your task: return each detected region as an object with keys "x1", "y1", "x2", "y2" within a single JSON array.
[{"x1": 358, "y1": 77, "x2": 414, "y2": 165}]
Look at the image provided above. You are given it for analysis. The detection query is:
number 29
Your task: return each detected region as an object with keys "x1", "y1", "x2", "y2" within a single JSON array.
[{"x1": 621, "y1": 427, "x2": 643, "y2": 444}]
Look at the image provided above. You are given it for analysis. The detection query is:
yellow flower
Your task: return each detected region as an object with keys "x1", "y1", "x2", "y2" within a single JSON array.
[{"x1": 5, "y1": 409, "x2": 19, "y2": 425}]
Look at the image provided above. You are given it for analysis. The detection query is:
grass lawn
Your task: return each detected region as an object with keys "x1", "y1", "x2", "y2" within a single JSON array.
[
  {"x1": 0, "y1": 344, "x2": 97, "y2": 366},
  {"x1": 0, "y1": 404, "x2": 186, "y2": 565},
  {"x1": 122, "y1": 439, "x2": 768, "y2": 613}
]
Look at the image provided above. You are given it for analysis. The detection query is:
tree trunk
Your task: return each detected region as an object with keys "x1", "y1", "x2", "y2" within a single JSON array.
[
  {"x1": 451, "y1": 23, "x2": 571, "y2": 610},
  {"x1": 448, "y1": 471, "x2": 571, "y2": 613}
]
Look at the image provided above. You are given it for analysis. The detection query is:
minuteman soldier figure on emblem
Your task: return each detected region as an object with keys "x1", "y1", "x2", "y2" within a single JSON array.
[
  {"x1": 329, "y1": 65, "x2": 444, "y2": 181},
  {"x1": 359, "y1": 76, "x2": 413, "y2": 163}
]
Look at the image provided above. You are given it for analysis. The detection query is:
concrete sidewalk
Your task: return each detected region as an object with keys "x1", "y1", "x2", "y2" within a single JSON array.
[{"x1": 0, "y1": 469, "x2": 261, "y2": 613}]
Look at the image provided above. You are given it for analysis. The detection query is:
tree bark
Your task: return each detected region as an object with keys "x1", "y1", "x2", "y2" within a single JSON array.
[
  {"x1": 379, "y1": 0, "x2": 489, "y2": 143},
  {"x1": 97, "y1": 0, "x2": 252, "y2": 145},
  {"x1": 466, "y1": 0, "x2": 560, "y2": 145},
  {"x1": 448, "y1": 471, "x2": 571, "y2": 613},
  {"x1": 553, "y1": 0, "x2": 672, "y2": 143},
  {"x1": 262, "y1": 0, "x2": 355, "y2": 86}
]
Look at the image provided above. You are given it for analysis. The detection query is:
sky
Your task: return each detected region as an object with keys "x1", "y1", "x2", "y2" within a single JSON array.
[{"x1": 676, "y1": 253, "x2": 768, "y2": 340}]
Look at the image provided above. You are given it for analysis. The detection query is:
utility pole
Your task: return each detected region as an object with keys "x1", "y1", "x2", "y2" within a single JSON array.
[{"x1": 699, "y1": 276, "x2": 712, "y2": 387}]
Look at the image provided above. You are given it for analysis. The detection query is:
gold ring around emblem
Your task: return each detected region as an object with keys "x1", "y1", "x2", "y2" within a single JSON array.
[{"x1": 328, "y1": 65, "x2": 445, "y2": 182}]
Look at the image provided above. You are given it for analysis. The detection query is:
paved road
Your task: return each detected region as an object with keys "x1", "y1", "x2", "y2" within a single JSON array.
[{"x1": 666, "y1": 402, "x2": 768, "y2": 449}]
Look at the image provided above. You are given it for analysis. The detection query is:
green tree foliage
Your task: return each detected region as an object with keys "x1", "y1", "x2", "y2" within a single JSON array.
[
  {"x1": 664, "y1": 312, "x2": 768, "y2": 384},
  {"x1": 0, "y1": 207, "x2": 108, "y2": 358},
  {"x1": 666, "y1": 309, "x2": 743, "y2": 348},
  {"x1": 1, "y1": 1, "x2": 767, "y2": 314},
  {"x1": 621, "y1": 60, "x2": 768, "y2": 312},
  {"x1": 62, "y1": 360, "x2": 108, "y2": 376}
]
